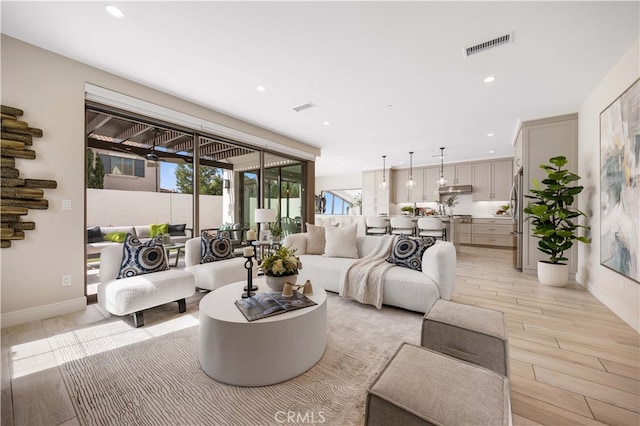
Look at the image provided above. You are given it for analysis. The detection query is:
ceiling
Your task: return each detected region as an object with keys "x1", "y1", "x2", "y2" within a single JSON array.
[
  {"x1": 2, "y1": 1, "x2": 638, "y2": 177},
  {"x1": 86, "y1": 107, "x2": 255, "y2": 169}
]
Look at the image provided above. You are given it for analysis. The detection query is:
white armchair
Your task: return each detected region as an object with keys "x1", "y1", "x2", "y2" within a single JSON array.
[
  {"x1": 184, "y1": 237, "x2": 251, "y2": 291},
  {"x1": 97, "y1": 245, "x2": 195, "y2": 327}
]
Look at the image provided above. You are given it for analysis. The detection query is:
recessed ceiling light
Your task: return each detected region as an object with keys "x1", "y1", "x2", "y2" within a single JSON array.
[
  {"x1": 339, "y1": 156, "x2": 345, "y2": 160},
  {"x1": 323, "y1": 121, "x2": 330, "y2": 126},
  {"x1": 484, "y1": 76, "x2": 496, "y2": 83},
  {"x1": 256, "y1": 85, "x2": 266, "y2": 92},
  {"x1": 487, "y1": 133, "x2": 494, "y2": 137},
  {"x1": 105, "y1": 5, "x2": 124, "y2": 18},
  {"x1": 489, "y1": 150, "x2": 495, "y2": 154}
]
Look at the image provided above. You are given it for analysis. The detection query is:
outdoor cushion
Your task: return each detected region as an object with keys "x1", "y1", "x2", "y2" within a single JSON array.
[
  {"x1": 150, "y1": 223, "x2": 169, "y2": 237},
  {"x1": 87, "y1": 226, "x2": 103, "y2": 243},
  {"x1": 169, "y1": 223, "x2": 187, "y2": 236},
  {"x1": 104, "y1": 231, "x2": 128, "y2": 243}
]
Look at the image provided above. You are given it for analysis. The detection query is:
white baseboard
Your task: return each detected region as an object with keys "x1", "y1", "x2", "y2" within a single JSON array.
[{"x1": 1, "y1": 297, "x2": 87, "y2": 328}]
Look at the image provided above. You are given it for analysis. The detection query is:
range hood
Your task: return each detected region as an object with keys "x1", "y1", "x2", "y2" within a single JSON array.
[{"x1": 438, "y1": 185, "x2": 473, "y2": 195}]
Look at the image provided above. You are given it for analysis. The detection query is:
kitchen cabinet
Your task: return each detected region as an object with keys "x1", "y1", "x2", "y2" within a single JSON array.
[
  {"x1": 421, "y1": 167, "x2": 441, "y2": 202},
  {"x1": 513, "y1": 131, "x2": 523, "y2": 175},
  {"x1": 471, "y1": 218, "x2": 515, "y2": 247},
  {"x1": 443, "y1": 164, "x2": 472, "y2": 185},
  {"x1": 408, "y1": 168, "x2": 424, "y2": 203},
  {"x1": 458, "y1": 223, "x2": 471, "y2": 244},
  {"x1": 520, "y1": 114, "x2": 578, "y2": 276},
  {"x1": 472, "y1": 159, "x2": 513, "y2": 201},
  {"x1": 362, "y1": 170, "x2": 391, "y2": 216},
  {"x1": 393, "y1": 169, "x2": 413, "y2": 203}
]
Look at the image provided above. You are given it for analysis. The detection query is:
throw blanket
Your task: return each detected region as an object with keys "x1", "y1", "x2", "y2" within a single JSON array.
[{"x1": 340, "y1": 235, "x2": 397, "y2": 309}]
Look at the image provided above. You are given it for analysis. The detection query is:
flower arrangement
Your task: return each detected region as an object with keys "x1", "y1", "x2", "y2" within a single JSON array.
[{"x1": 260, "y1": 246, "x2": 302, "y2": 277}]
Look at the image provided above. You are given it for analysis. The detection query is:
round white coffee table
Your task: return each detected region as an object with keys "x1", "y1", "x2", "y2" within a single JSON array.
[{"x1": 199, "y1": 278, "x2": 327, "y2": 386}]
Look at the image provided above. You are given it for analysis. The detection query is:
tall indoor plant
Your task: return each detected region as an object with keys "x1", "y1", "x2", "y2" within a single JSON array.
[{"x1": 524, "y1": 156, "x2": 590, "y2": 286}]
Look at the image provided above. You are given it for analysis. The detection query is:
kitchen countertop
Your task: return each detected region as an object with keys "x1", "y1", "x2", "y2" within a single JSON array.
[{"x1": 472, "y1": 215, "x2": 512, "y2": 220}]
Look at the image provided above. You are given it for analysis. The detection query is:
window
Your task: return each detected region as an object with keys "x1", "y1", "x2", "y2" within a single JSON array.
[
  {"x1": 99, "y1": 154, "x2": 144, "y2": 177},
  {"x1": 324, "y1": 191, "x2": 350, "y2": 215}
]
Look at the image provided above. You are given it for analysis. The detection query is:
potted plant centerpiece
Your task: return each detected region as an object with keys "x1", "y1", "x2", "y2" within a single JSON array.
[
  {"x1": 401, "y1": 206, "x2": 414, "y2": 216},
  {"x1": 524, "y1": 156, "x2": 590, "y2": 286},
  {"x1": 260, "y1": 246, "x2": 302, "y2": 291}
]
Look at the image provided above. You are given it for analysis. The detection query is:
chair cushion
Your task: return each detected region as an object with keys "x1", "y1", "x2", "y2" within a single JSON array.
[
  {"x1": 117, "y1": 234, "x2": 168, "y2": 278},
  {"x1": 387, "y1": 236, "x2": 436, "y2": 271},
  {"x1": 201, "y1": 230, "x2": 234, "y2": 263},
  {"x1": 324, "y1": 223, "x2": 358, "y2": 258}
]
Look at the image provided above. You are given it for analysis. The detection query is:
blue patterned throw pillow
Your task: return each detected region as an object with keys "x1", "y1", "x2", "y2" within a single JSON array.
[
  {"x1": 387, "y1": 236, "x2": 437, "y2": 271},
  {"x1": 201, "y1": 230, "x2": 234, "y2": 263},
  {"x1": 117, "y1": 234, "x2": 168, "y2": 279}
]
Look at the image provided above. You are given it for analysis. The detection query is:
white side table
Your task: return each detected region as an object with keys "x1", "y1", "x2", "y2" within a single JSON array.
[{"x1": 199, "y1": 278, "x2": 327, "y2": 386}]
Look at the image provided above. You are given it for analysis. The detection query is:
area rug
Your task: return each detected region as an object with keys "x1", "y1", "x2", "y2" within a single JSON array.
[{"x1": 56, "y1": 293, "x2": 423, "y2": 426}]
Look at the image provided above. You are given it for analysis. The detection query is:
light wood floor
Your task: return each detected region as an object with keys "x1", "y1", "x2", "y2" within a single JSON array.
[{"x1": 2, "y1": 246, "x2": 639, "y2": 425}]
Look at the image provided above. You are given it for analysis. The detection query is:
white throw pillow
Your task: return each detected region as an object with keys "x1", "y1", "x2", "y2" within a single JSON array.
[
  {"x1": 305, "y1": 223, "x2": 326, "y2": 255},
  {"x1": 324, "y1": 223, "x2": 358, "y2": 258}
]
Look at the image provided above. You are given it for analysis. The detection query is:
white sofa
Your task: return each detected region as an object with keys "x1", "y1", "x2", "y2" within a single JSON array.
[
  {"x1": 184, "y1": 237, "x2": 250, "y2": 291},
  {"x1": 87, "y1": 225, "x2": 192, "y2": 256},
  {"x1": 283, "y1": 233, "x2": 456, "y2": 313},
  {"x1": 98, "y1": 244, "x2": 196, "y2": 327}
]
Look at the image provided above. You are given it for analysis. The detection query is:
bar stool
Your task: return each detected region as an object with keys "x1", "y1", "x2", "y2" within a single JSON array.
[{"x1": 389, "y1": 217, "x2": 415, "y2": 236}]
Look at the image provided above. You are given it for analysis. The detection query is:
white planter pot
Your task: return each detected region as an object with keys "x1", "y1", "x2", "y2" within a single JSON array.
[
  {"x1": 537, "y1": 261, "x2": 569, "y2": 287},
  {"x1": 265, "y1": 274, "x2": 298, "y2": 291}
]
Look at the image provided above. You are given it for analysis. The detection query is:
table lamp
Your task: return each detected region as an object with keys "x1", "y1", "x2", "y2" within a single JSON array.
[{"x1": 254, "y1": 208, "x2": 276, "y2": 242}]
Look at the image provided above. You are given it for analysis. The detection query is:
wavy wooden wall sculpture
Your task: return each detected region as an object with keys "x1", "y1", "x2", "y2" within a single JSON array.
[{"x1": 1, "y1": 105, "x2": 57, "y2": 248}]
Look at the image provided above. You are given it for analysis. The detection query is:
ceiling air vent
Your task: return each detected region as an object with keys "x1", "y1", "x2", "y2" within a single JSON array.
[
  {"x1": 293, "y1": 102, "x2": 317, "y2": 112},
  {"x1": 464, "y1": 32, "x2": 513, "y2": 57}
]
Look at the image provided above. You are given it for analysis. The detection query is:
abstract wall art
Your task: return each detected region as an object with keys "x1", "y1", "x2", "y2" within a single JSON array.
[{"x1": 600, "y1": 78, "x2": 640, "y2": 283}]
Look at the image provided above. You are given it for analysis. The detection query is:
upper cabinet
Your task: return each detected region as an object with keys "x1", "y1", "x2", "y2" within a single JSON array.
[
  {"x1": 422, "y1": 167, "x2": 441, "y2": 202},
  {"x1": 393, "y1": 169, "x2": 410, "y2": 203},
  {"x1": 472, "y1": 159, "x2": 513, "y2": 201},
  {"x1": 443, "y1": 164, "x2": 472, "y2": 185},
  {"x1": 362, "y1": 170, "x2": 391, "y2": 216}
]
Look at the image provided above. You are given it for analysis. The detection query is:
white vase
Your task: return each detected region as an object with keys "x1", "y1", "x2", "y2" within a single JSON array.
[
  {"x1": 537, "y1": 261, "x2": 568, "y2": 287},
  {"x1": 265, "y1": 274, "x2": 298, "y2": 291}
]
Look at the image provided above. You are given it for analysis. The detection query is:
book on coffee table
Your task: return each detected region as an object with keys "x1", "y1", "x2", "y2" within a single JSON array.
[{"x1": 235, "y1": 291, "x2": 317, "y2": 322}]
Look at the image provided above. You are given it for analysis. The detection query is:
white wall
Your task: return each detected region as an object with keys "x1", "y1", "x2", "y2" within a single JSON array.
[
  {"x1": 86, "y1": 189, "x2": 223, "y2": 230},
  {"x1": 0, "y1": 35, "x2": 317, "y2": 327},
  {"x1": 578, "y1": 38, "x2": 639, "y2": 332},
  {"x1": 315, "y1": 173, "x2": 362, "y2": 193}
]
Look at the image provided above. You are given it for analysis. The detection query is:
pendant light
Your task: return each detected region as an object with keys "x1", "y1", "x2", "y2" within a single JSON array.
[
  {"x1": 406, "y1": 151, "x2": 415, "y2": 188},
  {"x1": 437, "y1": 147, "x2": 448, "y2": 187},
  {"x1": 380, "y1": 155, "x2": 388, "y2": 189}
]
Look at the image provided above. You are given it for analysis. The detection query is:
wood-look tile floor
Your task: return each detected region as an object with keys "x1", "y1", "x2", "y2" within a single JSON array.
[{"x1": 1, "y1": 246, "x2": 638, "y2": 426}]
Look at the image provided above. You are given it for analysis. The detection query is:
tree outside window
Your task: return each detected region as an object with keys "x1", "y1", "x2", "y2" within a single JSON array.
[{"x1": 174, "y1": 164, "x2": 223, "y2": 195}]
